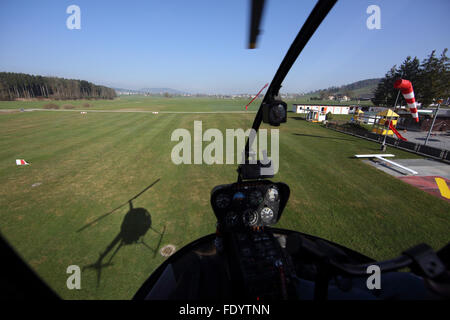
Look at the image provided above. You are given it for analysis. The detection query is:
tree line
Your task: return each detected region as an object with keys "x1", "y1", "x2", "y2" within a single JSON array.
[
  {"x1": 0, "y1": 72, "x2": 116, "y2": 100},
  {"x1": 372, "y1": 49, "x2": 449, "y2": 107}
]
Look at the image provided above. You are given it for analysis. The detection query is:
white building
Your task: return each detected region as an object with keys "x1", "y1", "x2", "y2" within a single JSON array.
[
  {"x1": 292, "y1": 104, "x2": 353, "y2": 115},
  {"x1": 305, "y1": 110, "x2": 327, "y2": 122}
]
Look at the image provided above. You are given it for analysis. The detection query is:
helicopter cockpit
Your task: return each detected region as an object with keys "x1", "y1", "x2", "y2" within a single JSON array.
[
  {"x1": 133, "y1": 0, "x2": 450, "y2": 301},
  {"x1": 1, "y1": 0, "x2": 448, "y2": 303}
]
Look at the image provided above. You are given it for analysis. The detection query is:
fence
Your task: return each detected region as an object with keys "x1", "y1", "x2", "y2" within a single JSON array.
[{"x1": 324, "y1": 121, "x2": 450, "y2": 163}]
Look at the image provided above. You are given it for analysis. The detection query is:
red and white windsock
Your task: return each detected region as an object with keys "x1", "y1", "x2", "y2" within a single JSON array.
[
  {"x1": 16, "y1": 159, "x2": 29, "y2": 166},
  {"x1": 394, "y1": 79, "x2": 419, "y2": 123}
]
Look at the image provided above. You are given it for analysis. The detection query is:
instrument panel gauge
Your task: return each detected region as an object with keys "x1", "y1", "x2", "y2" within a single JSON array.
[
  {"x1": 249, "y1": 190, "x2": 264, "y2": 206},
  {"x1": 225, "y1": 211, "x2": 239, "y2": 227},
  {"x1": 260, "y1": 207, "x2": 274, "y2": 223},
  {"x1": 243, "y1": 209, "x2": 258, "y2": 227},
  {"x1": 215, "y1": 193, "x2": 231, "y2": 209},
  {"x1": 266, "y1": 187, "x2": 279, "y2": 202},
  {"x1": 232, "y1": 191, "x2": 246, "y2": 202}
]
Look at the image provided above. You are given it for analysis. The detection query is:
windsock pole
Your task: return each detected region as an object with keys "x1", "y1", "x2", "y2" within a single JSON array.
[
  {"x1": 381, "y1": 89, "x2": 401, "y2": 151},
  {"x1": 424, "y1": 99, "x2": 444, "y2": 145}
]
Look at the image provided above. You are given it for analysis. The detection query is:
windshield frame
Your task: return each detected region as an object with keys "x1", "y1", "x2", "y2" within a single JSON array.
[{"x1": 240, "y1": 0, "x2": 337, "y2": 178}]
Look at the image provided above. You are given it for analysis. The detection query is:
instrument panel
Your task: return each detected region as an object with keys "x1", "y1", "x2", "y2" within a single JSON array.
[{"x1": 211, "y1": 180, "x2": 290, "y2": 231}]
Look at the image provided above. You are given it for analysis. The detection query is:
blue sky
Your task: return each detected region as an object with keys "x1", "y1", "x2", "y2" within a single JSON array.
[{"x1": 0, "y1": 0, "x2": 449, "y2": 94}]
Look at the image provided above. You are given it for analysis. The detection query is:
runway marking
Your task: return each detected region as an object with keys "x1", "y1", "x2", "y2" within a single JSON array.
[
  {"x1": 435, "y1": 177, "x2": 450, "y2": 199},
  {"x1": 398, "y1": 176, "x2": 450, "y2": 202}
]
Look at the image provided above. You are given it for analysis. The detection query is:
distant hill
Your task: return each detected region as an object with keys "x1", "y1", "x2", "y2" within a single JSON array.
[{"x1": 308, "y1": 78, "x2": 381, "y2": 99}]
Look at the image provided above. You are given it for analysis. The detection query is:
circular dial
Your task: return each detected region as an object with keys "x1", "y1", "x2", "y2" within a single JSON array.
[
  {"x1": 266, "y1": 187, "x2": 279, "y2": 202},
  {"x1": 249, "y1": 190, "x2": 264, "y2": 206},
  {"x1": 225, "y1": 211, "x2": 239, "y2": 227},
  {"x1": 243, "y1": 209, "x2": 258, "y2": 227},
  {"x1": 260, "y1": 207, "x2": 274, "y2": 223},
  {"x1": 215, "y1": 193, "x2": 231, "y2": 209}
]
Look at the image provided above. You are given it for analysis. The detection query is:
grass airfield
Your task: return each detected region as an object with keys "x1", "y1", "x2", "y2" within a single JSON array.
[
  {"x1": 0, "y1": 94, "x2": 372, "y2": 112},
  {"x1": 0, "y1": 96, "x2": 449, "y2": 299}
]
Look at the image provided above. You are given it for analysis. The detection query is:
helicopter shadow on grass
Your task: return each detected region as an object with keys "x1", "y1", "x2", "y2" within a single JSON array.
[{"x1": 77, "y1": 178, "x2": 166, "y2": 287}]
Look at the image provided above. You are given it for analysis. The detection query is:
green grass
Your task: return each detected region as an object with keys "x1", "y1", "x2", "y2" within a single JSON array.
[
  {"x1": 0, "y1": 95, "x2": 373, "y2": 112},
  {"x1": 0, "y1": 95, "x2": 257, "y2": 112},
  {"x1": 328, "y1": 114, "x2": 353, "y2": 121},
  {"x1": 0, "y1": 105, "x2": 449, "y2": 300}
]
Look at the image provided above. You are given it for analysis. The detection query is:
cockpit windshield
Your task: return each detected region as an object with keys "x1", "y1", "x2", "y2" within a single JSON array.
[{"x1": 0, "y1": 0, "x2": 449, "y2": 301}]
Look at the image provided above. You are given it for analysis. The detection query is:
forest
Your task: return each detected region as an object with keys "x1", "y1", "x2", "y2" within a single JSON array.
[
  {"x1": 0, "y1": 72, "x2": 116, "y2": 100},
  {"x1": 371, "y1": 49, "x2": 449, "y2": 107}
]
